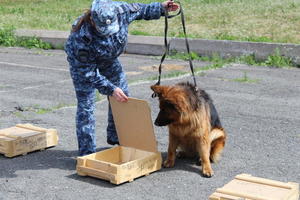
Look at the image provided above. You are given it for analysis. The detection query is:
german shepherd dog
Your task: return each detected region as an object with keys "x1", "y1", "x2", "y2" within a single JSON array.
[{"x1": 151, "y1": 82, "x2": 226, "y2": 177}]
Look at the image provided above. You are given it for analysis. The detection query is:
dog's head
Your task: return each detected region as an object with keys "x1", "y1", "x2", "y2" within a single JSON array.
[{"x1": 151, "y1": 84, "x2": 191, "y2": 126}]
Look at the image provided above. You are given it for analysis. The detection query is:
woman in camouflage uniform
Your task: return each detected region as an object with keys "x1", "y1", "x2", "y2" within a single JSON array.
[{"x1": 65, "y1": 0, "x2": 178, "y2": 156}]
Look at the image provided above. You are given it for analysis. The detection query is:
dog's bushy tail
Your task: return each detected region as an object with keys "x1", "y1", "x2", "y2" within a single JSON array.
[{"x1": 210, "y1": 128, "x2": 226, "y2": 163}]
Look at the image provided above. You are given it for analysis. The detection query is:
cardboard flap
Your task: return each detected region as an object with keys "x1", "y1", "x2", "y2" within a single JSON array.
[{"x1": 109, "y1": 97, "x2": 158, "y2": 153}]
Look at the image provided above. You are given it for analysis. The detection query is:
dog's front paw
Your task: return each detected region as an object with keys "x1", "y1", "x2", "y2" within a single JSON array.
[
  {"x1": 163, "y1": 159, "x2": 175, "y2": 168},
  {"x1": 202, "y1": 166, "x2": 214, "y2": 178}
]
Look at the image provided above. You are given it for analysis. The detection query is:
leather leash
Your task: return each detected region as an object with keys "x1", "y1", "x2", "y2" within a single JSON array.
[{"x1": 152, "y1": 1, "x2": 197, "y2": 98}]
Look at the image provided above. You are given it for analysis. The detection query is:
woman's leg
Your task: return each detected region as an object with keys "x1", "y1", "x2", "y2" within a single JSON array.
[{"x1": 74, "y1": 84, "x2": 96, "y2": 156}]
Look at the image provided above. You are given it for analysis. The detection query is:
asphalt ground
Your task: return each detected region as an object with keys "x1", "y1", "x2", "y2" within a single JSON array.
[{"x1": 0, "y1": 47, "x2": 299, "y2": 200}]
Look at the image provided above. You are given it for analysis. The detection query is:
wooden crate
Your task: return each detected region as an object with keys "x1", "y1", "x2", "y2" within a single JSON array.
[
  {"x1": 77, "y1": 146, "x2": 162, "y2": 184},
  {"x1": 0, "y1": 124, "x2": 58, "y2": 157},
  {"x1": 209, "y1": 174, "x2": 299, "y2": 200},
  {"x1": 77, "y1": 97, "x2": 162, "y2": 184}
]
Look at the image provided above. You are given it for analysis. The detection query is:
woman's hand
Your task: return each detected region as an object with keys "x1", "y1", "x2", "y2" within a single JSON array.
[
  {"x1": 162, "y1": 0, "x2": 179, "y2": 12},
  {"x1": 112, "y1": 87, "x2": 128, "y2": 102}
]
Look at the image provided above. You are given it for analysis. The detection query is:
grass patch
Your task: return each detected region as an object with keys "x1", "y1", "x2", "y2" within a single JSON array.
[
  {"x1": 0, "y1": 0, "x2": 300, "y2": 44},
  {"x1": 215, "y1": 33, "x2": 276, "y2": 43},
  {"x1": 231, "y1": 72, "x2": 259, "y2": 83},
  {"x1": 35, "y1": 108, "x2": 52, "y2": 114},
  {"x1": 168, "y1": 50, "x2": 234, "y2": 70},
  {"x1": 237, "y1": 49, "x2": 293, "y2": 68},
  {"x1": 263, "y1": 49, "x2": 292, "y2": 67},
  {"x1": 0, "y1": 25, "x2": 52, "y2": 49},
  {"x1": 34, "y1": 103, "x2": 75, "y2": 114},
  {"x1": 13, "y1": 103, "x2": 75, "y2": 115},
  {"x1": 168, "y1": 50, "x2": 207, "y2": 61},
  {"x1": 13, "y1": 111, "x2": 25, "y2": 119},
  {"x1": 129, "y1": 30, "x2": 153, "y2": 36},
  {"x1": 169, "y1": 48, "x2": 294, "y2": 68}
]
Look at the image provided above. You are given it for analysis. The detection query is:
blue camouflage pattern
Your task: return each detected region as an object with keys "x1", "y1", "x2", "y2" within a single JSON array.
[
  {"x1": 65, "y1": 0, "x2": 165, "y2": 156},
  {"x1": 91, "y1": 0, "x2": 120, "y2": 36}
]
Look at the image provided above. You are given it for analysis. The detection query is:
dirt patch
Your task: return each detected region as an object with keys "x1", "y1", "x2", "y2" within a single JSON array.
[
  {"x1": 139, "y1": 64, "x2": 186, "y2": 72},
  {"x1": 125, "y1": 71, "x2": 143, "y2": 76}
]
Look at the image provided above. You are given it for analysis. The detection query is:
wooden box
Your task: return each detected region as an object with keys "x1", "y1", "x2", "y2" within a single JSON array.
[
  {"x1": 76, "y1": 97, "x2": 162, "y2": 185},
  {"x1": 209, "y1": 174, "x2": 299, "y2": 200},
  {"x1": 0, "y1": 124, "x2": 59, "y2": 157}
]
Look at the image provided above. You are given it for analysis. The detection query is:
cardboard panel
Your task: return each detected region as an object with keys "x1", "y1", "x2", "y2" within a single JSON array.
[{"x1": 109, "y1": 97, "x2": 158, "y2": 153}]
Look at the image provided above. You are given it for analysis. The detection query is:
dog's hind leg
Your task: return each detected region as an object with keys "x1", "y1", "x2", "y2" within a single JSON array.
[{"x1": 210, "y1": 128, "x2": 226, "y2": 163}]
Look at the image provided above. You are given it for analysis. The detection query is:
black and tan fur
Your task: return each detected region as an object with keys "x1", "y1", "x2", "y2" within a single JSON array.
[{"x1": 151, "y1": 82, "x2": 226, "y2": 177}]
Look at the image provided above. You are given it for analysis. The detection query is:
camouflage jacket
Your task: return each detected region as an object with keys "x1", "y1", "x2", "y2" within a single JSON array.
[{"x1": 65, "y1": 2, "x2": 165, "y2": 95}]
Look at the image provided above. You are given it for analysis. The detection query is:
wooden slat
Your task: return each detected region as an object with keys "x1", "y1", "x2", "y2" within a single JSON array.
[
  {"x1": 209, "y1": 174, "x2": 299, "y2": 200},
  {"x1": 16, "y1": 124, "x2": 47, "y2": 133},
  {"x1": 216, "y1": 188, "x2": 270, "y2": 200},
  {"x1": 0, "y1": 133, "x2": 21, "y2": 139},
  {"x1": 86, "y1": 158, "x2": 117, "y2": 174},
  {"x1": 286, "y1": 182, "x2": 299, "y2": 200},
  {"x1": 235, "y1": 174, "x2": 292, "y2": 189},
  {"x1": 77, "y1": 166, "x2": 116, "y2": 182}
]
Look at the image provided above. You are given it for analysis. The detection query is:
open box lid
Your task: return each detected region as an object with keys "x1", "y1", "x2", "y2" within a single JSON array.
[{"x1": 109, "y1": 97, "x2": 158, "y2": 153}]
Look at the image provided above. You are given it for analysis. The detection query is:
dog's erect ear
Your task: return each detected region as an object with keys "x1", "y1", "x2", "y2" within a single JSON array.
[{"x1": 151, "y1": 85, "x2": 168, "y2": 96}]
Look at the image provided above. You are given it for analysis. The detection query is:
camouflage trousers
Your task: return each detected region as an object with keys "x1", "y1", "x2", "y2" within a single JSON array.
[{"x1": 71, "y1": 68, "x2": 129, "y2": 156}]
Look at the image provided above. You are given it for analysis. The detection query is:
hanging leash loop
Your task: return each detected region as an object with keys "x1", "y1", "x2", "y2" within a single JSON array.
[
  {"x1": 176, "y1": 1, "x2": 198, "y2": 89},
  {"x1": 152, "y1": 1, "x2": 197, "y2": 98}
]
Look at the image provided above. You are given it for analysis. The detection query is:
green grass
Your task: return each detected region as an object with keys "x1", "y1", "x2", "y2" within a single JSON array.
[
  {"x1": 0, "y1": 0, "x2": 299, "y2": 44},
  {"x1": 0, "y1": 25, "x2": 52, "y2": 49},
  {"x1": 33, "y1": 103, "x2": 70, "y2": 114},
  {"x1": 263, "y1": 49, "x2": 292, "y2": 67},
  {"x1": 237, "y1": 50, "x2": 293, "y2": 68},
  {"x1": 231, "y1": 72, "x2": 259, "y2": 83},
  {"x1": 168, "y1": 50, "x2": 207, "y2": 61},
  {"x1": 12, "y1": 103, "x2": 75, "y2": 115},
  {"x1": 168, "y1": 49, "x2": 295, "y2": 68},
  {"x1": 13, "y1": 111, "x2": 25, "y2": 119},
  {"x1": 218, "y1": 71, "x2": 260, "y2": 83},
  {"x1": 13, "y1": 99, "x2": 110, "y2": 116},
  {"x1": 129, "y1": 30, "x2": 153, "y2": 36}
]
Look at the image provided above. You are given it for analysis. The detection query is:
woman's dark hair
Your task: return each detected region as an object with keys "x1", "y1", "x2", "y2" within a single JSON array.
[{"x1": 72, "y1": 9, "x2": 94, "y2": 33}]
